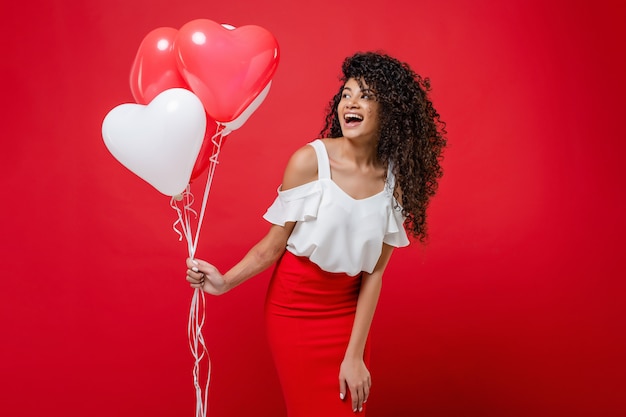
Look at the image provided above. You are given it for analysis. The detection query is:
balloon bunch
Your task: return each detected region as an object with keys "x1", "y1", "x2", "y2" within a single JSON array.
[
  {"x1": 101, "y1": 19, "x2": 280, "y2": 417},
  {"x1": 103, "y1": 19, "x2": 279, "y2": 196}
]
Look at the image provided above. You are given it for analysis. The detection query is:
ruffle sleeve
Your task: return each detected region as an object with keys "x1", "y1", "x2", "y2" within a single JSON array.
[
  {"x1": 263, "y1": 181, "x2": 323, "y2": 226},
  {"x1": 383, "y1": 202, "x2": 410, "y2": 247}
]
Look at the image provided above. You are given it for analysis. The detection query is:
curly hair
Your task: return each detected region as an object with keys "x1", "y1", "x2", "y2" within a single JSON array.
[{"x1": 320, "y1": 51, "x2": 447, "y2": 242}]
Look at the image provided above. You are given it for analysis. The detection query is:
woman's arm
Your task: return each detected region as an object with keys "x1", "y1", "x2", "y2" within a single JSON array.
[
  {"x1": 186, "y1": 223, "x2": 294, "y2": 295},
  {"x1": 186, "y1": 144, "x2": 319, "y2": 294},
  {"x1": 339, "y1": 243, "x2": 394, "y2": 412}
]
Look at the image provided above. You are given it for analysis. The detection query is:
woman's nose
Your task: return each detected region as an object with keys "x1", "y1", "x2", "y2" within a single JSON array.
[{"x1": 345, "y1": 96, "x2": 358, "y2": 107}]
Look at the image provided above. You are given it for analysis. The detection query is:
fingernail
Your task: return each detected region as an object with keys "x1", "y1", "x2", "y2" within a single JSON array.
[
  {"x1": 353, "y1": 408, "x2": 357, "y2": 412},
  {"x1": 192, "y1": 267, "x2": 199, "y2": 272},
  {"x1": 359, "y1": 407, "x2": 363, "y2": 412},
  {"x1": 339, "y1": 393, "x2": 345, "y2": 400}
]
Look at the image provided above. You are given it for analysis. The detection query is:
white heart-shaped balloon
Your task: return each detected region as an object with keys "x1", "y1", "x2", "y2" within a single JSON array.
[{"x1": 102, "y1": 88, "x2": 206, "y2": 196}]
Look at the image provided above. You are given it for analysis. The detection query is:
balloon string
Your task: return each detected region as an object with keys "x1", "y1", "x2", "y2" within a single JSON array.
[
  {"x1": 170, "y1": 123, "x2": 225, "y2": 255},
  {"x1": 183, "y1": 187, "x2": 198, "y2": 256},
  {"x1": 189, "y1": 124, "x2": 226, "y2": 258},
  {"x1": 170, "y1": 199, "x2": 185, "y2": 242},
  {"x1": 171, "y1": 194, "x2": 209, "y2": 417},
  {"x1": 170, "y1": 187, "x2": 197, "y2": 255},
  {"x1": 188, "y1": 288, "x2": 211, "y2": 417},
  {"x1": 169, "y1": 122, "x2": 225, "y2": 417}
]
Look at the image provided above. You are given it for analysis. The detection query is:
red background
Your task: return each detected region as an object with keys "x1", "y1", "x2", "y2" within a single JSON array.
[{"x1": 1, "y1": 1, "x2": 625, "y2": 416}]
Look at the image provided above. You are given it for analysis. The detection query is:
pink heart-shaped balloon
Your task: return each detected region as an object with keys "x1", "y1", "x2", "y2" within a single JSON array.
[
  {"x1": 130, "y1": 27, "x2": 189, "y2": 104},
  {"x1": 175, "y1": 19, "x2": 280, "y2": 123},
  {"x1": 102, "y1": 88, "x2": 207, "y2": 196}
]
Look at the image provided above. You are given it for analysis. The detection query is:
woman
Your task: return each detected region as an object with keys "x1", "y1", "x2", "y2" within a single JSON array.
[{"x1": 186, "y1": 51, "x2": 447, "y2": 416}]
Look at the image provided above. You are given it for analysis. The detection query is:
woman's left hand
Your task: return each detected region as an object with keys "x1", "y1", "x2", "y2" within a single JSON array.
[{"x1": 339, "y1": 357, "x2": 371, "y2": 413}]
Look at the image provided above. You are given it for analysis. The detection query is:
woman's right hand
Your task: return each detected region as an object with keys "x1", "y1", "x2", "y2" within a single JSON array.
[{"x1": 186, "y1": 258, "x2": 230, "y2": 295}]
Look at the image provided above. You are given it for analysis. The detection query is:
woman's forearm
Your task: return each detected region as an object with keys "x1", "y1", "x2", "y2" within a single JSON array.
[
  {"x1": 344, "y1": 272, "x2": 383, "y2": 359},
  {"x1": 223, "y1": 223, "x2": 293, "y2": 290},
  {"x1": 223, "y1": 239, "x2": 285, "y2": 289},
  {"x1": 344, "y1": 244, "x2": 394, "y2": 359}
]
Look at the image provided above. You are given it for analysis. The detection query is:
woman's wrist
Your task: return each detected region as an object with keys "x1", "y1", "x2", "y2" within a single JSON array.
[{"x1": 343, "y1": 348, "x2": 365, "y2": 361}]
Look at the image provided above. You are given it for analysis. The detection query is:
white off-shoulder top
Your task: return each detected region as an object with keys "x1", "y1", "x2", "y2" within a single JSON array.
[{"x1": 263, "y1": 139, "x2": 410, "y2": 276}]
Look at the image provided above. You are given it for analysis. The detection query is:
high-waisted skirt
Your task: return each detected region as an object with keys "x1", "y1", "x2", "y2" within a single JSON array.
[{"x1": 265, "y1": 250, "x2": 369, "y2": 417}]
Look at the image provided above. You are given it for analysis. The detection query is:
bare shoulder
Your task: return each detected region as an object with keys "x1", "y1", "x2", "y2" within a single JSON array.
[{"x1": 281, "y1": 142, "x2": 319, "y2": 190}]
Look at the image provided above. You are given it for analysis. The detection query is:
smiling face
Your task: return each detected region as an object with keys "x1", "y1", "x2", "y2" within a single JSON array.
[{"x1": 337, "y1": 78, "x2": 381, "y2": 141}]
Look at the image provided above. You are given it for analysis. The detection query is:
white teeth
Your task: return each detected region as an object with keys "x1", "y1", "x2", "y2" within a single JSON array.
[{"x1": 345, "y1": 113, "x2": 363, "y2": 121}]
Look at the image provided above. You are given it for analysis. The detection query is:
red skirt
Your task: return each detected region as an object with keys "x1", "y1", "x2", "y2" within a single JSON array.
[{"x1": 265, "y1": 250, "x2": 370, "y2": 417}]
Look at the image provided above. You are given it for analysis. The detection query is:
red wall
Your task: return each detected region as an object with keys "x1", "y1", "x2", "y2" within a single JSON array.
[{"x1": 2, "y1": 1, "x2": 625, "y2": 416}]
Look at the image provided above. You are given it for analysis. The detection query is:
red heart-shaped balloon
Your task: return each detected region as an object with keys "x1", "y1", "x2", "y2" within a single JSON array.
[
  {"x1": 130, "y1": 27, "x2": 189, "y2": 104},
  {"x1": 175, "y1": 19, "x2": 280, "y2": 123}
]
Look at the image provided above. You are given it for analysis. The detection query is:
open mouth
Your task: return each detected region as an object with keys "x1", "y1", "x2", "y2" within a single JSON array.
[{"x1": 344, "y1": 113, "x2": 363, "y2": 127}]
